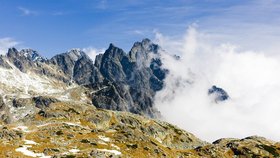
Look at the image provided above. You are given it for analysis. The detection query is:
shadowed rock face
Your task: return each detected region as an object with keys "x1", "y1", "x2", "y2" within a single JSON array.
[
  {"x1": 0, "y1": 95, "x2": 11, "y2": 124},
  {"x1": 50, "y1": 49, "x2": 88, "y2": 79},
  {"x1": 0, "y1": 95, "x2": 5, "y2": 111},
  {"x1": 98, "y1": 43, "x2": 127, "y2": 82},
  {"x1": 47, "y1": 39, "x2": 166, "y2": 117},
  {"x1": 0, "y1": 55, "x2": 12, "y2": 69},
  {"x1": 33, "y1": 96, "x2": 59, "y2": 109},
  {"x1": 92, "y1": 39, "x2": 166, "y2": 117},
  {"x1": 90, "y1": 81, "x2": 131, "y2": 112},
  {"x1": 73, "y1": 55, "x2": 104, "y2": 85},
  {"x1": 7, "y1": 48, "x2": 35, "y2": 72}
]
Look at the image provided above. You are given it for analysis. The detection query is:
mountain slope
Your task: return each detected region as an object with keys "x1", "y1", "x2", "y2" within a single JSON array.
[
  {"x1": 0, "y1": 101, "x2": 205, "y2": 157},
  {"x1": 0, "y1": 100, "x2": 279, "y2": 157}
]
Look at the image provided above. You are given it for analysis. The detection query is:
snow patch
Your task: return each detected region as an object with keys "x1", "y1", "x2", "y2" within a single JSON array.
[
  {"x1": 69, "y1": 149, "x2": 80, "y2": 153},
  {"x1": 12, "y1": 126, "x2": 30, "y2": 132},
  {"x1": 80, "y1": 93, "x2": 88, "y2": 102},
  {"x1": 97, "y1": 149, "x2": 122, "y2": 155},
  {"x1": 0, "y1": 66, "x2": 65, "y2": 96},
  {"x1": 98, "y1": 135, "x2": 110, "y2": 142},
  {"x1": 63, "y1": 122, "x2": 89, "y2": 129},
  {"x1": 64, "y1": 122, "x2": 81, "y2": 126},
  {"x1": 24, "y1": 140, "x2": 37, "y2": 145},
  {"x1": 16, "y1": 145, "x2": 50, "y2": 158},
  {"x1": 155, "y1": 137, "x2": 163, "y2": 144},
  {"x1": 37, "y1": 123, "x2": 52, "y2": 128},
  {"x1": 98, "y1": 141, "x2": 107, "y2": 145},
  {"x1": 90, "y1": 86, "x2": 108, "y2": 94},
  {"x1": 106, "y1": 129, "x2": 117, "y2": 133},
  {"x1": 57, "y1": 93, "x2": 71, "y2": 101},
  {"x1": 111, "y1": 144, "x2": 120, "y2": 150}
]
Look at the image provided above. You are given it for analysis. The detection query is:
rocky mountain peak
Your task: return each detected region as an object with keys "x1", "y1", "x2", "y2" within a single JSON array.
[
  {"x1": 20, "y1": 49, "x2": 45, "y2": 62},
  {"x1": 6, "y1": 48, "x2": 45, "y2": 72},
  {"x1": 132, "y1": 38, "x2": 152, "y2": 48},
  {"x1": 7, "y1": 47, "x2": 19, "y2": 58},
  {"x1": 109, "y1": 43, "x2": 115, "y2": 48},
  {"x1": 65, "y1": 48, "x2": 88, "y2": 61},
  {"x1": 130, "y1": 38, "x2": 160, "y2": 62},
  {"x1": 103, "y1": 43, "x2": 126, "y2": 60},
  {"x1": 50, "y1": 49, "x2": 92, "y2": 80},
  {"x1": 7, "y1": 48, "x2": 44, "y2": 62},
  {"x1": 142, "y1": 38, "x2": 151, "y2": 44}
]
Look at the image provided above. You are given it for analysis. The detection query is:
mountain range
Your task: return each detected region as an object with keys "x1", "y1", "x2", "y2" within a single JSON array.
[
  {"x1": 0, "y1": 39, "x2": 279, "y2": 157},
  {"x1": 0, "y1": 39, "x2": 166, "y2": 123}
]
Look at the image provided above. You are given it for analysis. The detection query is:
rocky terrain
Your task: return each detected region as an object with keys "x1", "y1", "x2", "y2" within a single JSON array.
[
  {"x1": 0, "y1": 100, "x2": 279, "y2": 157},
  {"x1": 0, "y1": 101, "x2": 205, "y2": 157},
  {"x1": 0, "y1": 38, "x2": 279, "y2": 157}
]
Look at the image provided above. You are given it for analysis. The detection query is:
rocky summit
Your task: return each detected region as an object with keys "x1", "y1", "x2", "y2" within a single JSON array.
[{"x1": 0, "y1": 39, "x2": 279, "y2": 157}]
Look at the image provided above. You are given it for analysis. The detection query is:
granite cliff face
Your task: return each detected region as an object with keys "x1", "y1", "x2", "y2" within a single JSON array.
[{"x1": 92, "y1": 39, "x2": 165, "y2": 117}]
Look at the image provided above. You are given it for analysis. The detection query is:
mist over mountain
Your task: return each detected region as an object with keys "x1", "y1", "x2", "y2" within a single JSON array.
[
  {"x1": 0, "y1": 35, "x2": 280, "y2": 157},
  {"x1": 154, "y1": 27, "x2": 280, "y2": 142}
]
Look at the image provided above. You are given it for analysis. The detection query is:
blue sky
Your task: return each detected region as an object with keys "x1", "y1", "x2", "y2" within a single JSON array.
[{"x1": 0, "y1": 0, "x2": 280, "y2": 57}]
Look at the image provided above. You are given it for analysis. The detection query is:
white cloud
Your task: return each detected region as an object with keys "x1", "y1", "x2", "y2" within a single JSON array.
[
  {"x1": 82, "y1": 47, "x2": 105, "y2": 61},
  {"x1": 18, "y1": 7, "x2": 37, "y2": 16},
  {"x1": 129, "y1": 30, "x2": 144, "y2": 35},
  {"x1": 154, "y1": 26, "x2": 280, "y2": 142},
  {"x1": 0, "y1": 38, "x2": 19, "y2": 54}
]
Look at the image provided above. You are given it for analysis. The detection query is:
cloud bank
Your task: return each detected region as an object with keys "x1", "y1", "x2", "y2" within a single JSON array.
[{"x1": 154, "y1": 26, "x2": 280, "y2": 142}]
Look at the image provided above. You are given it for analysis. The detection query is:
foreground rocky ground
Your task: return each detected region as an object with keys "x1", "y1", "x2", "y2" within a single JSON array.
[
  {"x1": 0, "y1": 101, "x2": 279, "y2": 158},
  {"x1": 0, "y1": 101, "x2": 204, "y2": 157}
]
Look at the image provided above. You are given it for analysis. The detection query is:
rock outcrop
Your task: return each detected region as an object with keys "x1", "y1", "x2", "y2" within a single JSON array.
[
  {"x1": 193, "y1": 136, "x2": 280, "y2": 157},
  {"x1": 208, "y1": 85, "x2": 229, "y2": 103},
  {"x1": 0, "y1": 95, "x2": 11, "y2": 124}
]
